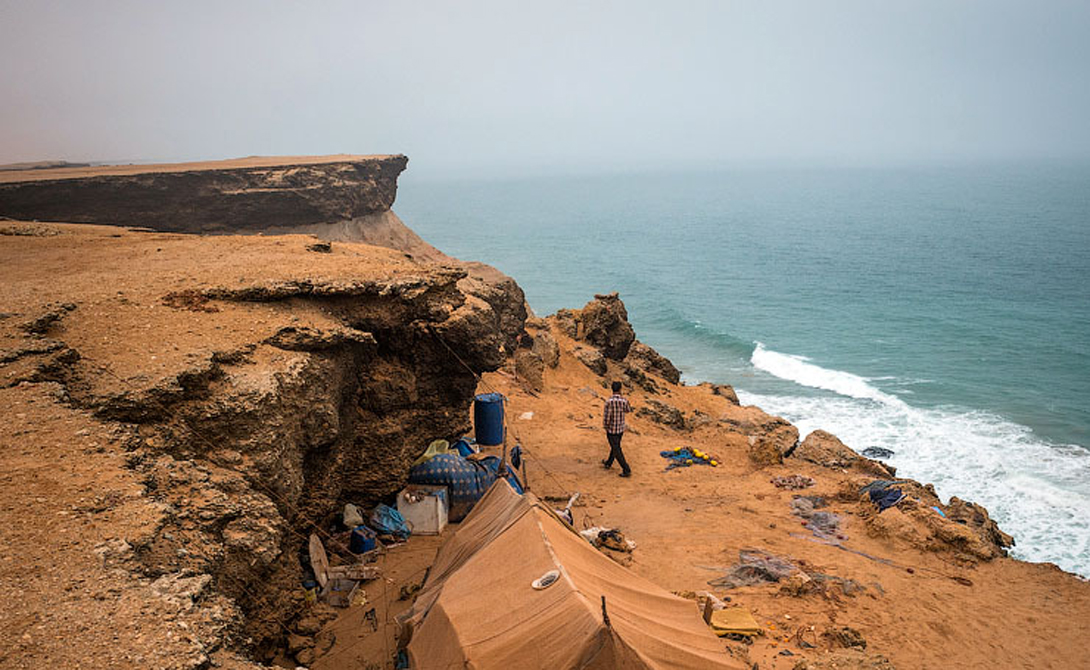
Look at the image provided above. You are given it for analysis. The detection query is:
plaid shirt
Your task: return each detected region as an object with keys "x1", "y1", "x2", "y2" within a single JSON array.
[{"x1": 602, "y1": 394, "x2": 631, "y2": 434}]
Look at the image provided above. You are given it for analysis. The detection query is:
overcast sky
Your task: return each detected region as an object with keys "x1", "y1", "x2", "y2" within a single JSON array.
[{"x1": 2, "y1": 1, "x2": 1089, "y2": 176}]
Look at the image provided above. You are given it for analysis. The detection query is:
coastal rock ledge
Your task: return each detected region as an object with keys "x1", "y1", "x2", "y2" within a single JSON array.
[{"x1": 0, "y1": 154, "x2": 429, "y2": 249}]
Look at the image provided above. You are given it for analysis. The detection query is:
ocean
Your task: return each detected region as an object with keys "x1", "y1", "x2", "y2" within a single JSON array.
[{"x1": 396, "y1": 164, "x2": 1090, "y2": 577}]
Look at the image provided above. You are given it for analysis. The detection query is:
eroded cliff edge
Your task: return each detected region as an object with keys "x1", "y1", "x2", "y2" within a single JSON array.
[
  {"x1": 0, "y1": 222, "x2": 525, "y2": 667},
  {"x1": 0, "y1": 154, "x2": 404, "y2": 231}
]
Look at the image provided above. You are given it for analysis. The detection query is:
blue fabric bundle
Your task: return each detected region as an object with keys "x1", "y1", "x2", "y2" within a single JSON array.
[
  {"x1": 869, "y1": 487, "x2": 906, "y2": 512},
  {"x1": 408, "y1": 453, "x2": 522, "y2": 521},
  {"x1": 370, "y1": 504, "x2": 411, "y2": 540}
]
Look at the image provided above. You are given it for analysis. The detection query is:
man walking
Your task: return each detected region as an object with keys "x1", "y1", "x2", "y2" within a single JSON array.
[{"x1": 602, "y1": 381, "x2": 632, "y2": 477}]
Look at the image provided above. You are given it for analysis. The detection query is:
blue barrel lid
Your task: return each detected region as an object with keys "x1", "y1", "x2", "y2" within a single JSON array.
[{"x1": 475, "y1": 392, "x2": 505, "y2": 403}]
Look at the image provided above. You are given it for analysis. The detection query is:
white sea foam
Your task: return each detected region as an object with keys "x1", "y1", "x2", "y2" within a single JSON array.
[
  {"x1": 751, "y1": 342, "x2": 905, "y2": 406},
  {"x1": 742, "y1": 344, "x2": 1090, "y2": 577}
]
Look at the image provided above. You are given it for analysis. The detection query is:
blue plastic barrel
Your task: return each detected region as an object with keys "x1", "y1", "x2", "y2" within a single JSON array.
[{"x1": 473, "y1": 393, "x2": 505, "y2": 446}]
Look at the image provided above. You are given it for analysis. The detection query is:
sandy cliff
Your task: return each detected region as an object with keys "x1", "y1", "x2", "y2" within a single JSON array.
[{"x1": 0, "y1": 221, "x2": 524, "y2": 668}]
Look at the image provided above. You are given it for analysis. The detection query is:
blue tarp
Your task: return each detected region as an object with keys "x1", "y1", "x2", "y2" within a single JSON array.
[
  {"x1": 408, "y1": 452, "x2": 523, "y2": 521},
  {"x1": 370, "y1": 504, "x2": 411, "y2": 540}
]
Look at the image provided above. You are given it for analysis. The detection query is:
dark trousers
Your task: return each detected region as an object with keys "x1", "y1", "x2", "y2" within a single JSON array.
[{"x1": 604, "y1": 432, "x2": 630, "y2": 474}]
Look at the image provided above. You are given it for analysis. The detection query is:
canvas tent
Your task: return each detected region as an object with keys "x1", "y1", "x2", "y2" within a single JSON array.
[{"x1": 398, "y1": 479, "x2": 742, "y2": 669}]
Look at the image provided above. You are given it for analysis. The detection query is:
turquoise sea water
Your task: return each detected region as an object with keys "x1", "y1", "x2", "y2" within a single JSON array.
[{"x1": 396, "y1": 164, "x2": 1090, "y2": 576}]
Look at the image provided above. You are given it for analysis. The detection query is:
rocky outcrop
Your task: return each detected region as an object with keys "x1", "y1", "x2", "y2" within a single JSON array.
[
  {"x1": 549, "y1": 293, "x2": 682, "y2": 391},
  {"x1": 0, "y1": 155, "x2": 408, "y2": 235},
  {"x1": 514, "y1": 348, "x2": 545, "y2": 391},
  {"x1": 572, "y1": 345, "x2": 607, "y2": 375},
  {"x1": 793, "y1": 430, "x2": 894, "y2": 477},
  {"x1": 624, "y1": 340, "x2": 681, "y2": 384},
  {"x1": 719, "y1": 406, "x2": 800, "y2": 466},
  {"x1": 636, "y1": 399, "x2": 687, "y2": 430},
  {"x1": 695, "y1": 381, "x2": 740, "y2": 405},
  {"x1": 527, "y1": 328, "x2": 560, "y2": 368},
  {"x1": 579, "y1": 292, "x2": 635, "y2": 360},
  {"x1": 0, "y1": 222, "x2": 527, "y2": 663}
]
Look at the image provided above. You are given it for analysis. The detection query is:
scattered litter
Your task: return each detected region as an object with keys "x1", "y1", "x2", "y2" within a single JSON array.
[
  {"x1": 370, "y1": 504, "x2": 411, "y2": 541},
  {"x1": 343, "y1": 503, "x2": 364, "y2": 529},
  {"x1": 411, "y1": 439, "x2": 452, "y2": 467},
  {"x1": 858, "y1": 479, "x2": 910, "y2": 496},
  {"x1": 399, "y1": 582, "x2": 422, "y2": 601},
  {"x1": 930, "y1": 505, "x2": 947, "y2": 518},
  {"x1": 519, "y1": 411, "x2": 534, "y2": 420},
  {"x1": 869, "y1": 487, "x2": 906, "y2": 512},
  {"x1": 708, "y1": 549, "x2": 800, "y2": 588},
  {"x1": 303, "y1": 579, "x2": 318, "y2": 604},
  {"x1": 705, "y1": 607, "x2": 762, "y2": 638},
  {"x1": 532, "y1": 570, "x2": 560, "y2": 590},
  {"x1": 326, "y1": 563, "x2": 381, "y2": 582},
  {"x1": 771, "y1": 474, "x2": 815, "y2": 490},
  {"x1": 659, "y1": 446, "x2": 719, "y2": 470},
  {"x1": 350, "y1": 587, "x2": 369, "y2": 608},
  {"x1": 348, "y1": 525, "x2": 377, "y2": 554},
  {"x1": 791, "y1": 495, "x2": 843, "y2": 539},
  {"x1": 308, "y1": 533, "x2": 382, "y2": 608},
  {"x1": 554, "y1": 492, "x2": 580, "y2": 525},
  {"x1": 580, "y1": 526, "x2": 637, "y2": 552}
]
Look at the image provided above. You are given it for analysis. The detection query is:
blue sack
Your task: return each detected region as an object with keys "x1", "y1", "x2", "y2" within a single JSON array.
[
  {"x1": 370, "y1": 504, "x2": 411, "y2": 540},
  {"x1": 409, "y1": 453, "x2": 523, "y2": 521},
  {"x1": 869, "y1": 487, "x2": 906, "y2": 512}
]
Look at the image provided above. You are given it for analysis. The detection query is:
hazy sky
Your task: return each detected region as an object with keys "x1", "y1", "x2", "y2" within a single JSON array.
[{"x1": 2, "y1": 1, "x2": 1089, "y2": 176}]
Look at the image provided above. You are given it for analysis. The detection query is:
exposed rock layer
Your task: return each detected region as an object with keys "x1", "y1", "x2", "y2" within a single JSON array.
[
  {"x1": 0, "y1": 155, "x2": 408, "y2": 235},
  {"x1": 0, "y1": 222, "x2": 525, "y2": 663}
]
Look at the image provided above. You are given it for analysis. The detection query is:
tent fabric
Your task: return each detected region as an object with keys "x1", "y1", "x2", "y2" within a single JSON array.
[{"x1": 399, "y1": 480, "x2": 742, "y2": 670}]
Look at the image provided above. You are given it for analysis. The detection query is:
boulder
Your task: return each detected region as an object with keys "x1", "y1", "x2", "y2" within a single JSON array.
[
  {"x1": 722, "y1": 408, "x2": 800, "y2": 466},
  {"x1": 553, "y1": 309, "x2": 580, "y2": 338},
  {"x1": 572, "y1": 346, "x2": 607, "y2": 376},
  {"x1": 636, "y1": 399, "x2": 686, "y2": 430},
  {"x1": 531, "y1": 330, "x2": 560, "y2": 368},
  {"x1": 514, "y1": 349, "x2": 545, "y2": 391},
  {"x1": 748, "y1": 435, "x2": 785, "y2": 466},
  {"x1": 624, "y1": 340, "x2": 680, "y2": 384},
  {"x1": 793, "y1": 430, "x2": 892, "y2": 477},
  {"x1": 925, "y1": 497, "x2": 1013, "y2": 560},
  {"x1": 579, "y1": 292, "x2": 635, "y2": 360},
  {"x1": 710, "y1": 383, "x2": 739, "y2": 405}
]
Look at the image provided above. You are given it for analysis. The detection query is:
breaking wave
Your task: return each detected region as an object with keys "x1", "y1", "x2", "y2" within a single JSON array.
[
  {"x1": 751, "y1": 342, "x2": 905, "y2": 406},
  {"x1": 738, "y1": 346, "x2": 1090, "y2": 577}
]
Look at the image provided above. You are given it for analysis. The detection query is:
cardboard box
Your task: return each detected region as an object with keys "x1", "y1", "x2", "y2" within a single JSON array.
[{"x1": 397, "y1": 485, "x2": 449, "y2": 535}]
